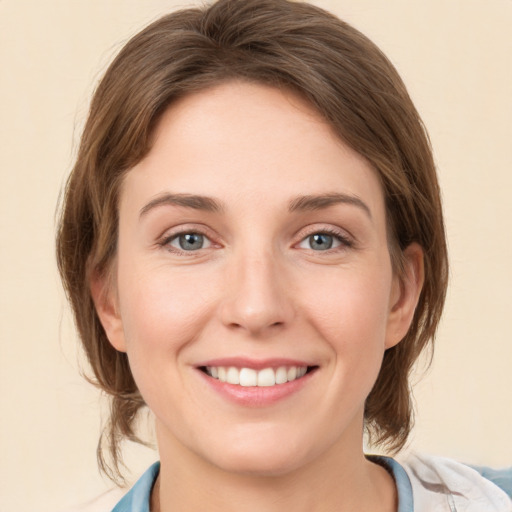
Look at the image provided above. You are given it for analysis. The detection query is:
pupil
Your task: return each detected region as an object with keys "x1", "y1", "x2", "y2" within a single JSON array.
[
  {"x1": 310, "y1": 233, "x2": 332, "y2": 250},
  {"x1": 179, "y1": 233, "x2": 203, "y2": 250}
]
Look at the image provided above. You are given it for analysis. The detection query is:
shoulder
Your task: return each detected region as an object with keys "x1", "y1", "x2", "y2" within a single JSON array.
[
  {"x1": 110, "y1": 462, "x2": 160, "y2": 512},
  {"x1": 400, "y1": 454, "x2": 512, "y2": 512}
]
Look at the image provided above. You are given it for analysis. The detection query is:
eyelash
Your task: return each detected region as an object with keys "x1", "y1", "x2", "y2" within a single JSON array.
[{"x1": 158, "y1": 226, "x2": 354, "y2": 255}]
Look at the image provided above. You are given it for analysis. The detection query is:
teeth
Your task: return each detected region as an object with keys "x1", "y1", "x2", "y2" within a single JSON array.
[
  {"x1": 275, "y1": 367, "x2": 288, "y2": 384},
  {"x1": 239, "y1": 368, "x2": 257, "y2": 387},
  {"x1": 205, "y1": 365, "x2": 309, "y2": 386},
  {"x1": 226, "y1": 367, "x2": 239, "y2": 385},
  {"x1": 287, "y1": 366, "x2": 297, "y2": 381},
  {"x1": 257, "y1": 368, "x2": 275, "y2": 387}
]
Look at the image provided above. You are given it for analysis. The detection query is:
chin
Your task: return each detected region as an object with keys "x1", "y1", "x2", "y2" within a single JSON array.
[
  {"x1": 201, "y1": 432, "x2": 314, "y2": 477},
  {"x1": 214, "y1": 452, "x2": 305, "y2": 477}
]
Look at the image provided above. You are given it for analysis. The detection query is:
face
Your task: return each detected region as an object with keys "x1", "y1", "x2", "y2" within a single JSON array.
[{"x1": 95, "y1": 82, "x2": 421, "y2": 477}]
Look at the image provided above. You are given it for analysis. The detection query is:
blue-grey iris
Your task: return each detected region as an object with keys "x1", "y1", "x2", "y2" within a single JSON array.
[
  {"x1": 309, "y1": 233, "x2": 333, "y2": 250},
  {"x1": 179, "y1": 233, "x2": 204, "y2": 250}
]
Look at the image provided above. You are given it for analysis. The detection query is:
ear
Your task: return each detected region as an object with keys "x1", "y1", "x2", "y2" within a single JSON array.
[
  {"x1": 385, "y1": 243, "x2": 424, "y2": 349},
  {"x1": 90, "y1": 268, "x2": 127, "y2": 353}
]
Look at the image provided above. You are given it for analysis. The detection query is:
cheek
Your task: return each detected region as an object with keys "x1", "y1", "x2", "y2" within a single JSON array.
[
  {"x1": 115, "y1": 261, "x2": 220, "y2": 370},
  {"x1": 301, "y1": 264, "x2": 393, "y2": 360},
  {"x1": 114, "y1": 263, "x2": 222, "y2": 422}
]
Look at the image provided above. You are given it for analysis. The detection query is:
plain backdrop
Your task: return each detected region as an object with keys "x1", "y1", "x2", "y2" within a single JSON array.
[{"x1": 1, "y1": 1, "x2": 511, "y2": 510}]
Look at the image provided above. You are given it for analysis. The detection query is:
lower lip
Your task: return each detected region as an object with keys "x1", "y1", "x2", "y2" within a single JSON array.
[{"x1": 197, "y1": 369, "x2": 315, "y2": 407}]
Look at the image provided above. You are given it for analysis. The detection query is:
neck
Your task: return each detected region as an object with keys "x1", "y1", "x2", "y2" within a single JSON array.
[{"x1": 153, "y1": 427, "x2": 397, "y2": 512}]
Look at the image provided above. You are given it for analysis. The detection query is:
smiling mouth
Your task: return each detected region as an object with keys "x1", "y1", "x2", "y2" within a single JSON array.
[{"x1": 200, "y1": 365, "x2": 317, "y2": 387}]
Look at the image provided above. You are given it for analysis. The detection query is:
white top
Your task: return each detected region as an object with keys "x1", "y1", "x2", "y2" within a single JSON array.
[{"x1": 402, "y1": 454, "x2": 512, "y2": 511}]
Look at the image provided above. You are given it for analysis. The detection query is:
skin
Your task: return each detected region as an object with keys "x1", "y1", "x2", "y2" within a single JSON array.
[{"x1": 93, "y1": 81, "x2": 423, "y2": 512}]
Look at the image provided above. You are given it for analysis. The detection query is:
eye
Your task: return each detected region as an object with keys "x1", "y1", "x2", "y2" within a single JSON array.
[
  {"x1": 167, "y1": 232, "x2": 212, "y2": 251},
  {"x1": 298, "y1": 231, "x2": 349, "y2": 251}
]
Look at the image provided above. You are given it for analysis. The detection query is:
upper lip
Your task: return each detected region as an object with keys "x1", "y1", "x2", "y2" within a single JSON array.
[{"x1": 195, "y1": 357, "x2": 315, "y2": 370}]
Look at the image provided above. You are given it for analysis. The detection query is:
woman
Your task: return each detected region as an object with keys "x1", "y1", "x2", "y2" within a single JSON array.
[{"x1": 56, "y1": 0, "x2": 511, "y2": 510}]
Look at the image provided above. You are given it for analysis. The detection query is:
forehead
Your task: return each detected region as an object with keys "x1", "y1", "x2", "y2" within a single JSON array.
[{"x1": 121, "y1": 81, "x2": 385, "y2": 222}]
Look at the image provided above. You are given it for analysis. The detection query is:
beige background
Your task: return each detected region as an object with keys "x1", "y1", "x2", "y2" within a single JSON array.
[{"x1": 1, "y1": 1, "x2": 511, "y2": 510}]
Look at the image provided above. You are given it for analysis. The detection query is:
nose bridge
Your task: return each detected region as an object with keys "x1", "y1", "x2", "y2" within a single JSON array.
[{"x1": 220, "y1": 243, "x2": 293, "y2": 335}]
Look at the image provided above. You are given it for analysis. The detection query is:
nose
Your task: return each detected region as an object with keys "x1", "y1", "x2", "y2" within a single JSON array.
[{"x1": 219, "y1": 250, "x2": 295, "y2": 337}]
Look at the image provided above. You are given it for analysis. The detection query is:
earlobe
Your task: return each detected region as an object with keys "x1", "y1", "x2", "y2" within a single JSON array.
[
  {"x1": 90, "y1": 268, "x2": 127, "y2": 353},
  {"x1": 385, "y1": 243, "x2": 424, "y2": 349}
]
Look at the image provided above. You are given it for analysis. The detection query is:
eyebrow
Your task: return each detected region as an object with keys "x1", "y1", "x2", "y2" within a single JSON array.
[
  {"x1": 139, "y1": 191, "x2": 371, "y2": 219},
  {"x1": 139, "y1": 193, "x2": 224, "y2": 218},
  {"x1": 288, "y1": 193, "x2": 372, "y2": 218}
]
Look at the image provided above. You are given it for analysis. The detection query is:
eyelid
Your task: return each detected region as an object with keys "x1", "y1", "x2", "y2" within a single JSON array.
[{"x1": 157, "y1": 222, "x2": 215, "y2": 239}]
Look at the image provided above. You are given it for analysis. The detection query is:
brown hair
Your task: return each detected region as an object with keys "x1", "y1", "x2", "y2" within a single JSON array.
[{"x1": 57, "y1": 0, "x2": 448, "y2": 482}]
